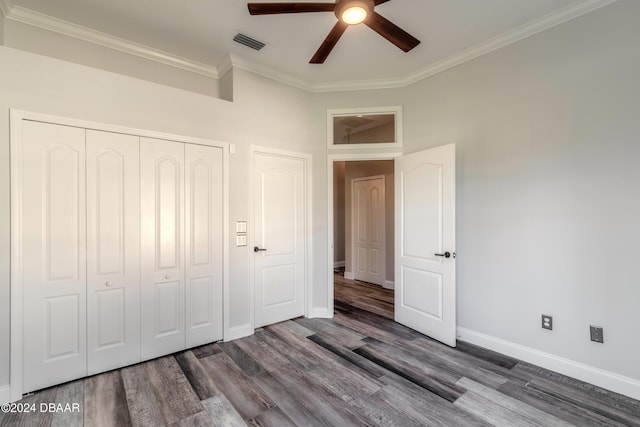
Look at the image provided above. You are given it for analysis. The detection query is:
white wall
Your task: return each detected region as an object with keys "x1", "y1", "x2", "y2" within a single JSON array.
[
  {"x1": 0, "y1": 46, "x2": 315, "y2": 392},
  {"x1": 4, "y1": 20, "x2": 220, "y2": 97},
  {"x1": 312, "y1": 0, "x2": 640, "y2": 393}
]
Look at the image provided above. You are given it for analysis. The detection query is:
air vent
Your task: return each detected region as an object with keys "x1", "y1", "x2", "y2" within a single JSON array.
[{"x1": 233, "y1": 33, "x2": 266, "y2": 51}]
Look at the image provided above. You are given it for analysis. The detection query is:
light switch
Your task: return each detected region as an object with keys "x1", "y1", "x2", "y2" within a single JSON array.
[
  {"x1": 236, "y1": 235, "x2": 247, "y2": 247},
  {"x1": 236, "y1": 221, "x2": 247, "y2": 234}
]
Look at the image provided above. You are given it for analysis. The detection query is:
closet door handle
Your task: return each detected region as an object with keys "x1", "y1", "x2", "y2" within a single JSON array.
[{"x1": 254, "y1": 246, "x2": 267, "y2": 253}]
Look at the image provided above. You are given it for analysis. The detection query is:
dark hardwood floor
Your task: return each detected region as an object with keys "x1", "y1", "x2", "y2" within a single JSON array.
[{"x1": 2, "y1": 275, "x2": 639, "y2": 426}]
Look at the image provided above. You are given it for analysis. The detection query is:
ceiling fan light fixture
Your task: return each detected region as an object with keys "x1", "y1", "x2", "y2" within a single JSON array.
[
  {"x1": 342, "y1": 6, "x2": 367, "y2": 24},
  {"x1": 335, "y1": 0, "x2": 373, "y2": 25}
]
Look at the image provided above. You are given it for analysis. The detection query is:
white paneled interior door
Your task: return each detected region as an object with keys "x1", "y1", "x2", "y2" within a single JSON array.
[
  {"x1": 353, "y1": 176, "x2": 385, "y2": 286},
  {"x1": 21, "y1": 121, "x2": 88, "y2": 392},
  {"x1": 185, "y1": 144, "x2": 223, "y2": 347},
  {"x1": 140, "y1": 137, "x2": 186, "y2": 360},
  {"x1": 253, "y1": 151, "x2": 307, "y2": 328},
  {"x1": 395, "y1": 144, "x2": 456, "y2": 347},
  {"x1": 86, "y1": 130, "x2": 141, "y2": 375}
]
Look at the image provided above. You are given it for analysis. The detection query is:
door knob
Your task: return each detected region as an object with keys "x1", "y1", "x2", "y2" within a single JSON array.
[
  {"x1": 105, "y1": 281, "x2": 113, "y2": 287},
  {"x1": 165, "y1": 274, "x2": 172, "y2": 280},
  {"x1": 435, "y1": 252, "x2": 451, "y2": 258},
  {"x1": 254, "y1": 246, "x2": 267, "y2": 253}
]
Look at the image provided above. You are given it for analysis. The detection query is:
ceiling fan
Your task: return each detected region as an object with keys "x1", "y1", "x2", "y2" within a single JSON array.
[{"x1": 247, "y1": 0, "x2": 420, "y2": 64}]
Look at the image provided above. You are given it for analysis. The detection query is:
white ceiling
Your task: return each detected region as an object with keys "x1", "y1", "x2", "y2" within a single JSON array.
[{"x1": 4, "y1": 0, "x2": 615, "y2": 90}]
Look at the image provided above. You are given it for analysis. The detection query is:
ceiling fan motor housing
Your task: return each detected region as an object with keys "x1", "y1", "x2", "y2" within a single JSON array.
[{"x1": 334, "y1": 0, "x2": 375, "y2": 24}]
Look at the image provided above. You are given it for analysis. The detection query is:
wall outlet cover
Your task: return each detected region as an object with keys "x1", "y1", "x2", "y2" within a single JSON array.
[
  {"x1": 541, "y1": 314, "x2": 553, "y2": 330},
  {"x1": 590, "y1": 325, "x2": 604, "y2": 343}
]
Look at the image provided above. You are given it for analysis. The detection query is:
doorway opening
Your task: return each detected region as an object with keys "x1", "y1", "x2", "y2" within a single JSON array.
[{"x1": 333, "y1": 160, "x2": 394, "y2": 318}]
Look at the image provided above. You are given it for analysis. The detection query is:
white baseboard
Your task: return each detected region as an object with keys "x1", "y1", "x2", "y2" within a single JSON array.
[
  {"x1": 333, "y1": 261, "x2": 345, "y2": 269},
  {"x1": 457, "y1": 327, "x2": 640, "y2": 401},
  {"x1": 0, "y1": 385, "x2": 10, "y2": 404},
  {"x1": 344, "y1": 271, "x2": 354, "y2": 280},
  {"x1": 310, "y1": 307, "x2": 333, "y2": 319},
  {"x1": 383, "y1": 280, "x2": 395, "y2": 290},
  {"x1": 224, "y1": 324, "x2": 254, "y2": 342}
]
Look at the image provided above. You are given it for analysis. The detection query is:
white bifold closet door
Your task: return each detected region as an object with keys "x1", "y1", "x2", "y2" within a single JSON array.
[
  {"x1": 86, "y1": 130, "x2": 141, "y2": 375},
  {"x1": 140, "y1": 138, "x2": 223, "y2": 360},
  {"x1": 22, "y1": 121, "x2": 88, "y2": 392}
]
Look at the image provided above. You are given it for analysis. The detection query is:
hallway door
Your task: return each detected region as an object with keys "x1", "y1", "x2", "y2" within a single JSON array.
[{"x1": 352, "y1": 175, "x2": 385, "y2": 286}]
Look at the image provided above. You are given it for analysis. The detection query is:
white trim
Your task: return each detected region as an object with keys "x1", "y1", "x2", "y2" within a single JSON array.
[
  {"x1": 2, "y1": 1, "x2": 615, "y2": 92},
  {"x1": 0, "y1": 385, "x2": 10, "y2": 404},
  {"x1": 351, "y1": 174, "x2": 386, "y2": 287},
  {"x1": 224, "y1": 324, "x2": 254, "y2": 342},
  {"x1": 333, "y1": 261, "x2": 345, "y2": 269},
  {"x1": 9, "y1": 109, "x2": 230, "y2": 402},
  {"x1": 383, "y1": 280, "x2": 395, "y2": 290},
  {"x1": 457, "y1": 327, "x2": 640, "y2": 401},
  {"x1": 312, "y1": 0, "x2": 618, "y2": 92},
  {"x1": 327, "y1": 152, "x2": 401, "y2": 317},
  {"x1": 327, "y1": 106, "x2": 403, "y2": 150},
  {"x1": 5, "y1": 6, "x2": 219, "y2": 78},
  {"x1": 249, "y1": 145, "x2": 313, "y2": 329},
  {"x1": 310, "y1": 308, "x2": 333, "y2": 319}
]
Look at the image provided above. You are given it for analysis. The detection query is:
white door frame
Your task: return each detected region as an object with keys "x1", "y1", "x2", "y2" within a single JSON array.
[
  {"x1": 249, "y1": 145, "x2": 313, "y2": 329},
  {"x1": 9, "y1": 109, "x2": 230, "y2": 402},
  {"x1": 326, "y1": 152, "x2": 400, "y2": 317},
  {"x1": 351, "y1": 175, "x2": 386, "y2": 286}
]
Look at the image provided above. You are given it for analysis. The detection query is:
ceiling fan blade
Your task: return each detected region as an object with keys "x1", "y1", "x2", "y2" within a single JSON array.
[
  {"x1": 248, "y1": 2, "x2": 335, "y2": 15},
  {"x1": 364, "y1": 11, "x2": 420, "y2": 52},
  {"x1": 374, "y1": 0, "x2": 391, "y2": 4},
  {"x1": 310, "y1": 20, "x2": 349, "y2": 64}
]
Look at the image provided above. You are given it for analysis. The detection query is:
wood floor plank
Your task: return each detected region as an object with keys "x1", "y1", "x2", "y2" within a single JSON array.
[
  {"x1": 307, "y1": 333, "x2": 388, "y2": 379},
  {"x1": 233, "y1": 332, "x2": 291, "y2": 373},
  {"x1": 354, "y1": 341, "x2": 465, "y2": 402},
  {"x1": 0, "y1": 387, "x2": 57, "y2": 427},
  {"x1": 200, "y1": 352, "x2": 275, "y2": 420},
  {"x1": 84, "y1": 371, "x2": 132, "y2": 427},
  {"x1": 456, "y1": 377, "x2": 573, "y2": 427},
  {"x1": 121, "y1": 364, "x2": 165, "y2": 427},
  {"x1": 498, "y1": 380, "x2": 631, "y2": 427},
  {"x1": 219, "y1": 341, "x2": 264, "y2": 376},
  {"x1": 514, "y1": 361, "x2": 640, "y2": 416},
  {"x1": 268, "y1": 364, "x2": 371, "y2": 426},
  {"x1": 246, "y1": 407, "x2": 297, "y2": 427},
  {"x1": 252, "y1": 370, "x2": 327, "y2": 427},
  {"x1": 143, "y1": 356, "x2": 203, "y2": 425},
  {"x1": 379, "y1": 373, "x2": 492, "y2": 427},
  {"x1": 201, "y1": 394, "x2": 247, "y2": 427},
  {"x1": 190, "y1": 342, "x2": 223, "y2": 359},
  {"x1": 456, "y1": 340, "x2": 520, "y2": 369},
  {"x1": 51, "y1": 379, "x2": 83, "y2": 427},
  {"x1": 295, "y1": 316, "x2": 365, "y2": 349},
  {"x1": 174, "y1": 351, "x2": 220, "y2": 400}
]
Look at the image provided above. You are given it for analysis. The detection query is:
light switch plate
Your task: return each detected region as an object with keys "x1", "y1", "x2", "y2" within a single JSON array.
[
  {"x1": 236, "y1": 235, "x2": 247, "y2": 247},
  {"x1": 236, "y1": 221, "x2": 247, "y2": 234}
]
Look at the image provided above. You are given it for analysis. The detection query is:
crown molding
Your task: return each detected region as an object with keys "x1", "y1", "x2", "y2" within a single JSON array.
[
  {"x1": 311, "y1": 0, "x2": 617, "y2": 92},
  {"x1": 0, "y1": 0, "x2": 13, "y2": 17},
  {"x1": 2, "y1": 0, "x2": 617, "y2": 92},
  {"x1": 229, "y1": 53, "x2": 314, "y2": 92},
  {"x1": 5, "y1": 5, "x2": 219, "y2": 78},
  {"x1": 399, "y1": 0, "x2": 618, "y2": 88}
]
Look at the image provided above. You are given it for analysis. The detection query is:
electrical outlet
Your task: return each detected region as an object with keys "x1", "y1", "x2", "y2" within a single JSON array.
[
  {"x1": 590, "y1": 326, "x2": 604, "y2": 343},
  {"x1": 541, "y1": 314, "x2": 553, "y2": 330}
]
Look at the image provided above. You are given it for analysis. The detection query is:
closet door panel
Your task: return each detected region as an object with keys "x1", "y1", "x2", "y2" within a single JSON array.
[
  {"x1": 21, "y1": 121, "x2": 87, "y2": 392},
  {"x1": 140, "y1": 137, "x2": 185, "y2": 360},
  {"x1": 185, "y1": 144, "x2": 223, "y2": 347},
  {"x1": 86, "y1": 130, "x2": 141, "y2": 375}
]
